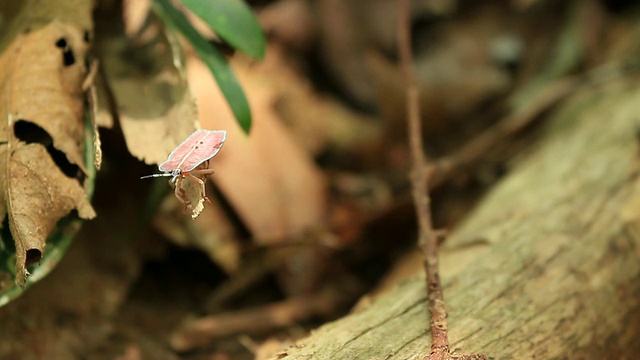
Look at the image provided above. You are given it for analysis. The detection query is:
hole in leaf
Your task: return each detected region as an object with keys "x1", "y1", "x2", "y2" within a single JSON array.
[
  {"x1": 14, "y1": 120, "x2": 51, "y2": 145},
  {"x1": 25, "y1": 249, "x2": 42, "y2": 267},
  {"x1": 55, "y1": 38, "x2": 67, "y2": 48},
  {"x1": 63, "y1": 48, "x2": 75, "y2": 66},
  {"x1": 14, "y1": 120, "x2": 85, "y2": 184},
  {"x1": 55, "y1": 37, "x2": 75, "y2": 66}
]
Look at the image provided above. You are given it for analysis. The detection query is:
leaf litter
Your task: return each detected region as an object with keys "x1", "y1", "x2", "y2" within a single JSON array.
[
  {"x1": 187, "y1": 52, "x2": 328, "y2": 244},
  {"x1": 95, "y1": 10, "x2": 199, "y2": 166},
  {"x1": 0, "y1": 21, "x2": 96, "y2": 287},
  {"x1": 2, "y1": 1, "x2": 638, "y2": 359}
]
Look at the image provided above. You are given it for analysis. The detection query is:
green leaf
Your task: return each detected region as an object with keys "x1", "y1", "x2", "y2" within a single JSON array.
[
  {"x1": 180, "y1": 0, "x2": 266, "y2": 60},
  {"x1": 154, "y1": 0, "x2": 252, "y2": 133}
]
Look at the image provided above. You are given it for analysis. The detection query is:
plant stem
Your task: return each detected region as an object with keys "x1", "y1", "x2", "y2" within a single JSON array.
[{"x1": 396, "y1": 1, "x2": 486, "y2": 359}]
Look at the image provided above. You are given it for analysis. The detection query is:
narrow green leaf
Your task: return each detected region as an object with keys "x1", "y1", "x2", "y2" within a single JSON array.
[
  {"x1": 180, "y1": 0, "x2": 266, "y2": 60},
  {"x1": 154, "y1": 0, "x2": 252, "y2": 133}
]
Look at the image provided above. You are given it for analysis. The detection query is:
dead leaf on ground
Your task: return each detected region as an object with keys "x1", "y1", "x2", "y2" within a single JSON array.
[
  {"x1": 0, "y1": 21, "x2": 96, "y2": 287},
  {"x1": 187, "y1": 50, "x2": 327, "y2": 244},
  {"x1": 95, "y1": 12, "x2": 198, "y2": 166}
]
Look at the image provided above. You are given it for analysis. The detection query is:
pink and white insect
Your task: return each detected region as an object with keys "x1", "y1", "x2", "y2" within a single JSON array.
[{"x1": 141, "y1": 129, "x2": 227, "y2": 209}]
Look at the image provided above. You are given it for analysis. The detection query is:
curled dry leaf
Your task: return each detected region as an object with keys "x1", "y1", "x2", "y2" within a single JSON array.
[
  {"x1": 188, "y1": 52, "x2": 327, "y2": 244},
  {"x1": 0, "y1": 21, "x2": 96, "y2": 287},
  {"x1": 177, "y1": 173, "x2": 207, "y2": 220},
  {"x1": 95, "y1": 13, "x2": 199, "y2": 166}
]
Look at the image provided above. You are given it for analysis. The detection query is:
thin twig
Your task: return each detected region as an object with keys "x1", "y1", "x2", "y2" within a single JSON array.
[
  {"x1": 398, "y1": 0, "x2": 432, "y2": 245},
  {"x1": 397, "y1": 1, "x2": 486, "y2": 359},
  {"x1": 170, "y1": 287, "x2": 354, "y2": 351}
]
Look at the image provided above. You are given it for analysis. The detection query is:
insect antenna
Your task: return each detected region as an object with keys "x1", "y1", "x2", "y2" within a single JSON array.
[{"x1": 140, "y1": 173, "x2": 174, "y2": 180}]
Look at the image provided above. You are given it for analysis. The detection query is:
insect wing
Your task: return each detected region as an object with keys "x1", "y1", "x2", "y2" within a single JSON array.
[
  {"x1": 177, "y1": 130, "x2": 226, "y2": 171},
  {"x1": 159, "y1": 130, "x2": 227, "y2": 172},
  {"x1": 158, "y1": 130, "x2": 204, "y2": 171}
]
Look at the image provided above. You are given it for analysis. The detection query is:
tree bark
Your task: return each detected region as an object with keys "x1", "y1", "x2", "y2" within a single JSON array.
[{"x1": 276, "y1": 78, "x2": 640, "y2": 359}]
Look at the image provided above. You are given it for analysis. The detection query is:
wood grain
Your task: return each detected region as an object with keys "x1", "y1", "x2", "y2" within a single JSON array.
[{"x1": 276, "y1": 78, "x2": 640, "y2": 359}]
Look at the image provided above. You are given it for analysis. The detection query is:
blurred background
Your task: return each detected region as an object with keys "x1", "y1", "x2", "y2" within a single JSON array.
[{"x1": 1, "y1": 0, "x2": 639, "y2": 359}]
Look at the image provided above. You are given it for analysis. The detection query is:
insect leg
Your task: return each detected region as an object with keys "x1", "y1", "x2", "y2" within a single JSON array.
[{"x1": 190, "y1": 168, "x2": 215, "y2": 176}]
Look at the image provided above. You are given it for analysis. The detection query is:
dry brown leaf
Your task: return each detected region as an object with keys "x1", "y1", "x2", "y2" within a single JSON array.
[
  {"x1": 0, "y1": 0, "x2": 93, "y2": 55},
  {"x1": 0, "y1": 21, "x2": 96, "y2": 286},
  {"x1": 96, "y1": 14, "x2": 198, "y2": 166},
  {"x1": 4, "y1": 145, "x2": 95, "y2": 286},
  {"x1": 177, "y1": 173, "x2": 207, "y2": 220},
  {"x1": 1, "y1": 24, "x2": 89, "y2": 174},
  {"x1": 187, "y1": 53, "x2": 327, "y2": 244}
]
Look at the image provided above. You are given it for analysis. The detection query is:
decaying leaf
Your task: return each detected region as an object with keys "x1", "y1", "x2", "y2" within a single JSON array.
[
  {"x1": 5, "y1": 144, "x2": 95, "y2": 286},
  {"x1": 0, "y1": 21, "x2": 96, "y2": 287},
  {"x1": 95, "y1": 12, "x2": 199, "y2": 166},
  {"x1": 0, "y1": 0, "x2": 93, "y2": 55}
]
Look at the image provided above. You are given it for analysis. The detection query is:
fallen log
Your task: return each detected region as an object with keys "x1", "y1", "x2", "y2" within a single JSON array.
[{"x1": 276, "y1": 77, "x2": 640, "y2": 359}]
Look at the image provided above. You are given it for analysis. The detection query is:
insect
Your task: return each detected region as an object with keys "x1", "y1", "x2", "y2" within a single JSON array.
[{"x1": 141, "y1": 129, "x2": 227, "y2": 210}]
